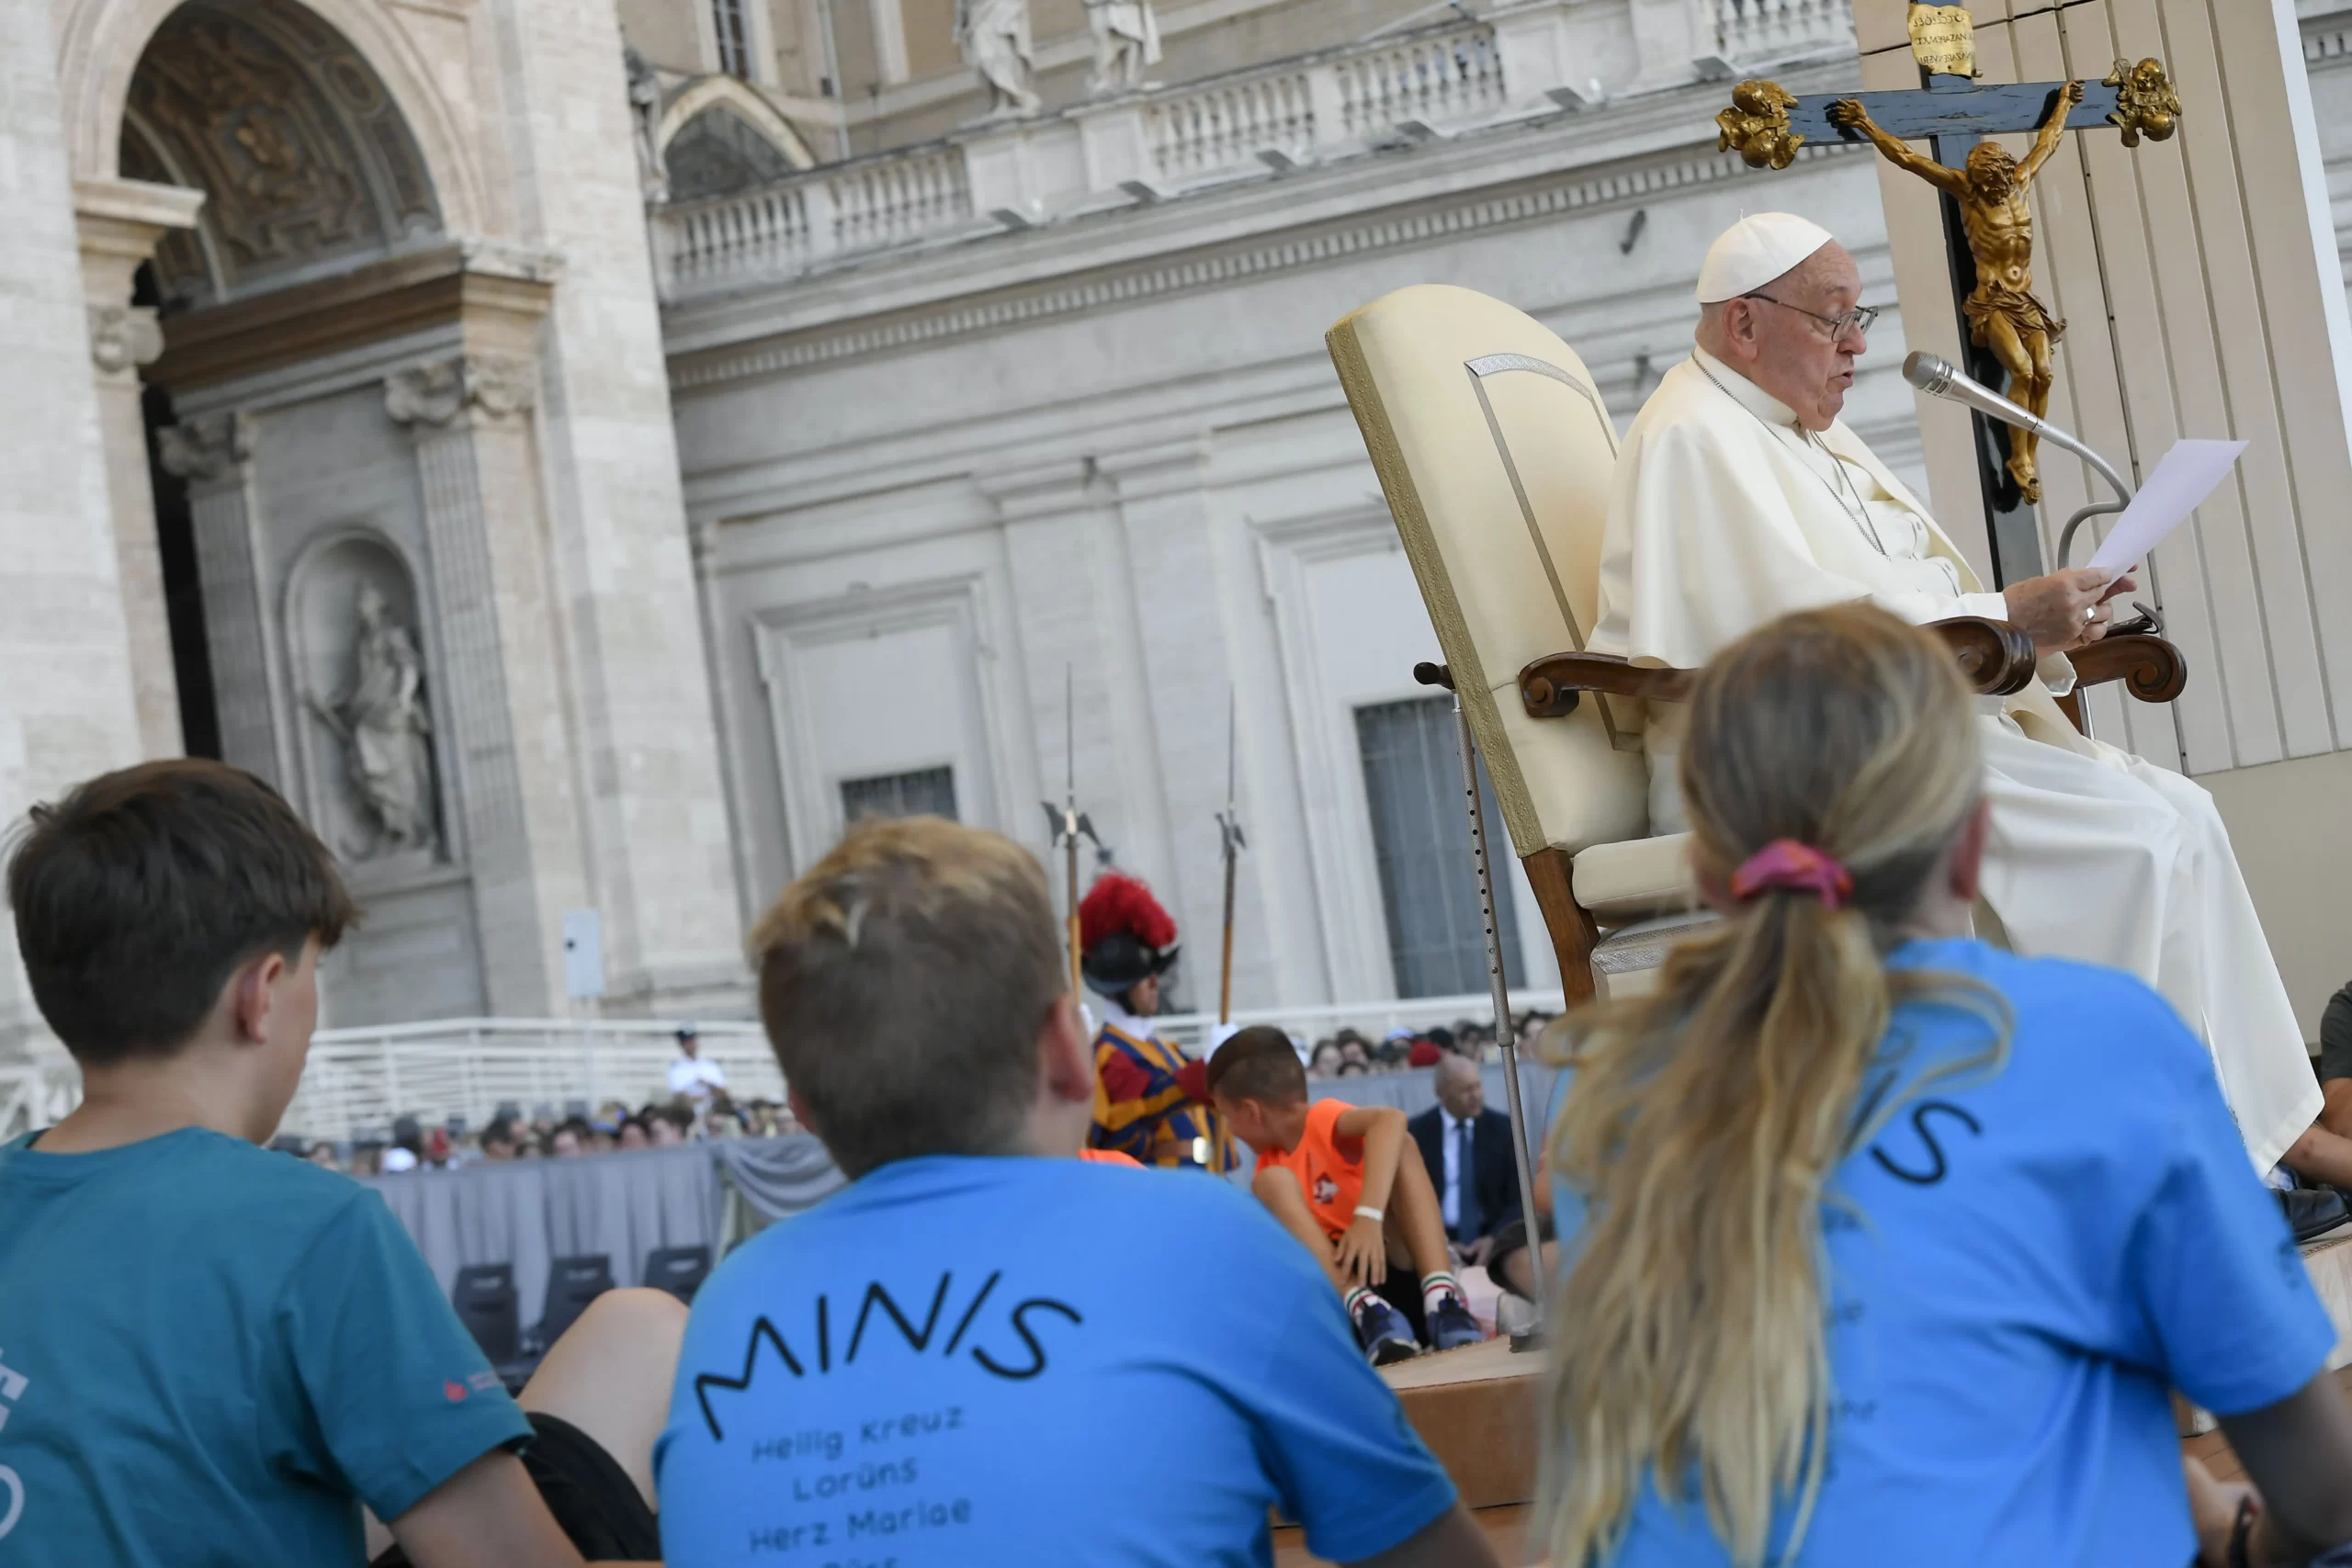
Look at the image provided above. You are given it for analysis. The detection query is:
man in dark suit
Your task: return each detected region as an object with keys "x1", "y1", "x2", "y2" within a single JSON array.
[{"x1": 1407, "y1": 1054, "x2": 1521, "y2": 1268}]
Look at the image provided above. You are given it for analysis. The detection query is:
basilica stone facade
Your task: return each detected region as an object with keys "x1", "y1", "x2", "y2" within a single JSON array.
[{"x1": 6, "y1": 0, "x2": 2352, "y2": 1046}]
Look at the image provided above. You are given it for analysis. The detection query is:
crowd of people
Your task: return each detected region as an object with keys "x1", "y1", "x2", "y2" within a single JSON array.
[
  {"x1": 295, "y1": 1091, "x2": 801, "y2": 1175},
  {"x1": 284, "y1": 1014, "x2": 1547, "y2": 1176},
  {"x1": 1303, "y1": 1015, "x2": 1552, "y2": 1078}
]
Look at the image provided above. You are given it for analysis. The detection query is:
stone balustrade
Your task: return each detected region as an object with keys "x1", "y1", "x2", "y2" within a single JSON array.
[
  {"x1": 652, "y1": 0, "x2": 1855, "y2": 300},
  {"x1": 1711, "y1": 0, "x2": 1855, "y2": 66}
]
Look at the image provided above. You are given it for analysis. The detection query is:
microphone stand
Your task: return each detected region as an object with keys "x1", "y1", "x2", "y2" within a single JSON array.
[
  {"x1": 1901, "y1": 352, "x2": 2135, "y2": 564},
  {"x1": 1901, "y1": 353, "x2": 2146, "y2": 740}
]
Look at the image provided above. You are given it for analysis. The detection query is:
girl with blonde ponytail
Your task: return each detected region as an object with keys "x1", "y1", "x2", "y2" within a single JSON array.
[{"x1": 1537, "y1": 604, "x2": 2352, "y2": 1568}]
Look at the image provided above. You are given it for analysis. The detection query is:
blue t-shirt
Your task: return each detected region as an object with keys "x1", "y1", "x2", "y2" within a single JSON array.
[
  {"x1": 0, "y1": 1126, "x2": 531, "y2": 1566},
  {"x1": 654, "y1": 1154, "x2": 1456, "y2": 1566},
  {"x1": 1551, "y1": 938, "x2": 2336, "y2": 1568}
]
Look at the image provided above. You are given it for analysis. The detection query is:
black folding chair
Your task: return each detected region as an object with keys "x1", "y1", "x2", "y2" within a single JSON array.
[
  {"x1": 451, "y1": 1263, "x2": 521, "y2": 1366},
  {"x1": 642, "y1": 1245, "x2": 713, "y2": 1304},
  {"x1": 532, "y1": 1253, "x2": 614, "y2": 1353}
]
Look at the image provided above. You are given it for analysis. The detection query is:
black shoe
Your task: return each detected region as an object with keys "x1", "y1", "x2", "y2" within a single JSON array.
[
  {"x1": 1427, "y1": 1292, "x2": 1484, "y2": 1352},
  {"x1": 1352, "y1": 1297, "x2": 1419, "y2": 1366},
  {"x1": 2280, "y1": 1185, "x2": 2352, "y2": 1245}
]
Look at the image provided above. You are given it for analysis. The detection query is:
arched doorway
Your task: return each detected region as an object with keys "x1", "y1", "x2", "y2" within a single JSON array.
[{"x1": 115, "y1": 0, "x2": 446, "y2": 762}]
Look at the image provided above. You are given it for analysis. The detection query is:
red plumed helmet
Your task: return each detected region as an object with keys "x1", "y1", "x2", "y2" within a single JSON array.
[{"x1": 1079, "y1": 872, "x2": 1179, "y2": 992}]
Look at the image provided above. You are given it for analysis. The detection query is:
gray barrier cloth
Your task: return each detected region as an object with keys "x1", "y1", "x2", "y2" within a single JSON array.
[
  {"x1": 365, "y1": 1134, "x2": 844, "y2": 1322},
  {"x1": 706, "y1": 1134, "x2": 850, "y2": 1232}
]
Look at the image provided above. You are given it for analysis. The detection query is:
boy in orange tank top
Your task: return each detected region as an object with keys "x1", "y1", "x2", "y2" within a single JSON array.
[{"x1": 1207, "y1": 1027, "x2": 1483, "y2": 1364}]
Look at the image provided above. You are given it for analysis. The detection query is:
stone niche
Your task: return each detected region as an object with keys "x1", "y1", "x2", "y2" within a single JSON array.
[
  {"x1": 284, "y1": 525, "x2": 487, "y2": 1025},
  {"x1": 284, "y1": 527, "x2": 440, "y2": 873}
]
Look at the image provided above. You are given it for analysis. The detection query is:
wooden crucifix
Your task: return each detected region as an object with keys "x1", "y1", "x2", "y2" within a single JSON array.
[{"x1": 1715, "y1": 17, "x2": 2181, "y2": 584}]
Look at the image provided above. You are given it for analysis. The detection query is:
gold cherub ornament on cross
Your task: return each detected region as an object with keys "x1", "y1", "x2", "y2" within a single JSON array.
[{"x1": 1828, "y1": 80, "x2": 2083, "y2": 502}]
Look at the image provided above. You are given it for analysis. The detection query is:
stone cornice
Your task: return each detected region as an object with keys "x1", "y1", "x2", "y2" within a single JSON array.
[
  {"x1": 149, "y1": 243, "x2": 558, "y2": 393},
  {"x1": 661, "y1": 60, "x2": 1866, "y2": 391}
]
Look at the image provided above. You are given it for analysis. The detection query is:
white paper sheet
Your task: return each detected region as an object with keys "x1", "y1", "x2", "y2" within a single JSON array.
[{"x1": 2086, "y1": 438, "x2": 2248, "y2": 574}]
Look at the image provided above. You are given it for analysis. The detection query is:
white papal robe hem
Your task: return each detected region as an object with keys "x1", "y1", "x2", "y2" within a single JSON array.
[{"x1": 1592, "y1": 348, "x2": 2321, "y2": 1173}]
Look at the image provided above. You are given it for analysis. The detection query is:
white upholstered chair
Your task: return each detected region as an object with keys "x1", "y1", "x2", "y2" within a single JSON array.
[
  {"x1": 1326, "y1": 285, "x2": 2181, "y2": 1000},
  {"x1": 1325, "y1": 284, "x2": 1711, "y2": 1000}
]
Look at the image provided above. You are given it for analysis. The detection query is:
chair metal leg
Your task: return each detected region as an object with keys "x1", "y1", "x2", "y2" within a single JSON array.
[{"x1": 1451, "y1": 694, "x2": 1549, "y2": 1327}]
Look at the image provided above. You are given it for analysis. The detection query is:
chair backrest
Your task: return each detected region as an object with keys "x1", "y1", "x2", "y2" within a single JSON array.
[
  {"x1": 1328, "y1": 285, "x2": 1649, "y2": 860},
  {"x1": 537, "y1": 1253, "x2": 615, "y2": 1347},
  {"x1": 643, "y1": 1244, "x2": 714, "y2": 1303},
  {"x1": 452, "y1": 1262, "x2": 519, "y2": 1366}
]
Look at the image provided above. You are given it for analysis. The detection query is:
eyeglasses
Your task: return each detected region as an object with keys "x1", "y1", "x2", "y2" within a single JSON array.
[{"x1": 1745, "y1": 293, "x2": 1881, "y2": 343}]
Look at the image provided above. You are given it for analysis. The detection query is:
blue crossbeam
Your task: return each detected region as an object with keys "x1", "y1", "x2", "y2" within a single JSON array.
[{"x1": 1781, "y1": 75, "x2": 2126, "y2": 142}]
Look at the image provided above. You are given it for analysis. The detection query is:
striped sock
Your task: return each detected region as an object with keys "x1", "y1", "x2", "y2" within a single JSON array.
[
  {"x1": 1421, "y1": 1271, "x2": 1463, "y2": 1314},
  {"x1": 1344, "y1": 1285, "x2": 1375, "y2": 1319}
]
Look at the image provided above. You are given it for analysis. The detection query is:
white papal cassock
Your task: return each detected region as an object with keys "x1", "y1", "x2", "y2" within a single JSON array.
[{"x1": 1594, "y1": 347, "x2": 2320, "y2": 1172}]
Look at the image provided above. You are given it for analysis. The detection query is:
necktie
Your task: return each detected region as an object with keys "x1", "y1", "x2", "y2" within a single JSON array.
[{"x1": 1454, "y1": 1119, "x2": 1483, "y2": 1242}]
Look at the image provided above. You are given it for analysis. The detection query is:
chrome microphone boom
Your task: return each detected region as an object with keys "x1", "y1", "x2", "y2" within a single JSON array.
[{"x1": 1901, "y1": 351, "x2": 2133, "y2": 566}]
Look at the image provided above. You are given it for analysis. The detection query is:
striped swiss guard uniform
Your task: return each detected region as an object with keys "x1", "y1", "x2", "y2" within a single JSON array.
[
  {"x1": 1090, "y1": 995, "x2": 1234, "y2": 1171},
  {"x1": 1073, "y1": 870, "x2": 1236, "y2": 1173}
]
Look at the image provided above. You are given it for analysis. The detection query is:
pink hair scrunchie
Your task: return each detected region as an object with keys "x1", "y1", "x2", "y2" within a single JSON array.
[{"x1": 1728, "y1": 839, "x2": 1855, "y2": 911}]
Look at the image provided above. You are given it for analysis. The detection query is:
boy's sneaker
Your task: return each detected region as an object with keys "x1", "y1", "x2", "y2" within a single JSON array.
[
  {"x1": 1427, "y1": 1292, "x2": 1484, "y2": 1352},
  {"x1": 1352, "y1": 1296, "x2": 1420, "y2": 1366}
]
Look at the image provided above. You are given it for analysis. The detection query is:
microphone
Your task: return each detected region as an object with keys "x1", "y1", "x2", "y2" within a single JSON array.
[
  {"x1": 1902, "y1": 351, "x2": 2050, "y2": 440},
  {"x1": 1900, "y1": 351, "x2": 2133, "y2": 559}
]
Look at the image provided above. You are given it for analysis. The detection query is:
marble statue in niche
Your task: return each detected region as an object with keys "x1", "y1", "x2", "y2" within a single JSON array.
[
  {"x1": 308, "y1": 582, "x2": 437, "y2": 856},
  {"x1": 956, "y1": 0, "x2": 1043, "y2": 116}
]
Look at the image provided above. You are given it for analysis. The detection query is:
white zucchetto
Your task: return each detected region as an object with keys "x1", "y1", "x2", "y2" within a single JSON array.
[{"x1": 1694, "y1": 212, "x2": 1836, "y2": 304}]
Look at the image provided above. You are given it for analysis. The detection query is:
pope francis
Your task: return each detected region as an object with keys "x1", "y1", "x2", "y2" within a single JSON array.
[{"x1": 1593, "y1": 212, "x2": 2322, "y2": 1174}]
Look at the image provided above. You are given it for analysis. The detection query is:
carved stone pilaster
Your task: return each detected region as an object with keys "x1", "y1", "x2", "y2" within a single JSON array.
[
  {"x1": 159, "y1": 411, "x2": 287, "y2": 786},
  {"x1": 80, "y1": 176, "x2": 206, "y2": 760},
  {"x1": 383, "y1": 352, "x2": 574, "y2": 1013}
]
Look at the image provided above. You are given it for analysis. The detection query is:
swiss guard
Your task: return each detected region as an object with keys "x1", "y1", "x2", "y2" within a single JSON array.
[{"x1": 1080, "y1": 872, "x2": 1233, "y2": 1171}]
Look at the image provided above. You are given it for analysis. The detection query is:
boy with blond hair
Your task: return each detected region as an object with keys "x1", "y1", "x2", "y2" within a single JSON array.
[
  {"x1": 653, "y1": 817, "x2": 1495, "y2": 1568},
  {"x1": 1208, "y1": 1026, "x2": 1483, "y2": 1364}
]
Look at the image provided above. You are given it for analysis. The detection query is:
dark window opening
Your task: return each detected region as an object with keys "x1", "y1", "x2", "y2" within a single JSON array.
[
  {"x1": 1356, "y1": 695, "x2": 1523, "y2": 998},
  {"x1": 841, "y1": 767, "x2": 958, "y2": 826},
  {"x1": 713, "y1": 0, "x2": 752, "y2": 76}
]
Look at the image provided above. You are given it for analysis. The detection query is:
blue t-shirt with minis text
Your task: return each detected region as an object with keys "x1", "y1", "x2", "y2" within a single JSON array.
[
  {"x1": 1552, "y1": 938, "x2": 2337, "y2": 1568},
  {"x1": 655, "y1": 1154, "x2": 1457, "y2": 1567}
]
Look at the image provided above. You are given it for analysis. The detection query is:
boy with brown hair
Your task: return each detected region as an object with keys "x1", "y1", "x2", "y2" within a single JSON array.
[
  {"x1": 653, "y1": 816, "x2": 1496, "y2": 1567},
  {"x1": 1207, "y1": 1026, "x2": 1483, "y2": 1364},
  {"x1": 0, "y1": 759, "x2": 679, "y2": 1567}
]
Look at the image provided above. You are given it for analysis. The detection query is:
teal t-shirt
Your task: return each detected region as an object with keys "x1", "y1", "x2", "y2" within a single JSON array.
[
  {"x1": 1549, "y1": 938, "x2": 2338, "y2": 1568},
  {"x1": 0, "y1": 1126, "x2": 532, "y2": 1566}
]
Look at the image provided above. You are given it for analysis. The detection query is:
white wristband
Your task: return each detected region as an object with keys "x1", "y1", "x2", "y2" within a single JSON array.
[{"x1": 1354, "y1": 1204, "x2": 1385, "y2": 1223}]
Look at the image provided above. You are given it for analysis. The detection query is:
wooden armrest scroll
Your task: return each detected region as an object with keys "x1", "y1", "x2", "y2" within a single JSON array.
[
  {"x1": 2065, "y1": 633, "x2": 2188, "y2": 704},
  {"x1": 1520, "y1": 653, "x2": 1690, "y2": 716},
  {"x1": 1517, "y1": 615, "x2": 2037, "y2": 719},
  {"x1": 1928, "y1": 615, "x2": 2037, "y2": 697}
]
